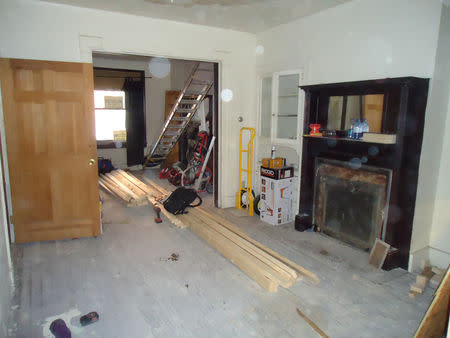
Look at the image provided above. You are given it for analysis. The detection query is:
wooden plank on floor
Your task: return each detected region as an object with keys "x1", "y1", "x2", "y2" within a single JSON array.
[
  {"x1": 180, "y1": 213, "x2": 278, "y2": 292},
  {"x1": 143, "y1": 178, "x2": 319, "y2": 284},
  {"x1": 369, "y1": 239, "x2": 390, "y2": 269},
  {"x1": 110, "y1": 170, "x2": 148, "y2": 197},
  {"x1": 99, "y1": 176, "x2": 133, "y2": 203},
  {"x1": 193, "y1": 207, "x2": 319, "y2": 284},
  {"x1": 104, "y1": 173, "x2": 144, "y2": 201},
  {"x1": 115, "y1": 170, "x2": 156, "y2": 196},
  {"x1": 189, "y1": 209, "x2": 298, "y2": 283}
]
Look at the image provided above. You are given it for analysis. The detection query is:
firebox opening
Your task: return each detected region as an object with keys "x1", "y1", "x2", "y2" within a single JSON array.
[{"x1": 313, "y1": 158, "x2": 392, "y2": 251}]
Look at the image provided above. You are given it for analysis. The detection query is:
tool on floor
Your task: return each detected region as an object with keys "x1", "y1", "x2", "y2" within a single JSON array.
[
  {"x1": 79, "y1": 311, "x2": 99, "y2": 326},
  {"x1": 144, "y1": 62, "x2": 214, "y2": 166},
  {"x1": 50, "y1": 319, "x2": 71, "y2": 338},
  {"x1": 154, "y1": 206, "x2": 163, "y2": 223},
  {"x1": 236, "y1": 127, "x2": 256, "y2": 216}
]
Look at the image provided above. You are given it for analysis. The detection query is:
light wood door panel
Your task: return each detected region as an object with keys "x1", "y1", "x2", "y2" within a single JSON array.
[{"x1": 0, "y1": 58, "x2": 100, "y2": 243}]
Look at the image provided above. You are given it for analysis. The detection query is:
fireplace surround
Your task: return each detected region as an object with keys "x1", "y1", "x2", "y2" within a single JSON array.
[{"x1": 297, "y1": 77, "x2": 430, "y2": 270}]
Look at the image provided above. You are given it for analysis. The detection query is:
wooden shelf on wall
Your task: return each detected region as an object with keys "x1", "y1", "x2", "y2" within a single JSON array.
[{"x1": 303, "y1": 134, "x2": 397, "y2": 145}]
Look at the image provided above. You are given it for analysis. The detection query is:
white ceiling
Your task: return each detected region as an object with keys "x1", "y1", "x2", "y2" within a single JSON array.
[{"x1": 40, "y1": 0, "x2": 352, "y2": 33}]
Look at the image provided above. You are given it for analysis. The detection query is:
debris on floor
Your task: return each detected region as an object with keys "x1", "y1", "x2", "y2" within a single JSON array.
[
  {"x1": 170, "y1": 253, "x2": 179, "y2": 261},
  {"x1": 368, "y1": 238, "x2": 390, "y2": 269},
  {"x1": 409, "y1": 261, "x2": 444, "y2": 298},
  {"x1": 161, "y1": 253, "x2": 180, "y2": 262},
  {"x1": 79, "y1": 311, "x2": 99, "y2": 326},
  {"x1": 296, "y1": 307, "x2": 328, "y2": 338},
  {"x1": 49, "y1": 319, "x2": 71, "y2": 338}
]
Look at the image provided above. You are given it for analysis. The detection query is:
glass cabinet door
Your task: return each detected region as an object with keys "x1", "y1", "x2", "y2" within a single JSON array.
[
  {"x1": 260, "y1": 76, "x2": 272, "y2": 138},
  {"x1": 276, "y1": 73, "x2": 299, "y2": 140}
]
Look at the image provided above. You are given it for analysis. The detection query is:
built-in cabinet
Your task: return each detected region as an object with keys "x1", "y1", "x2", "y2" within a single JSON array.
[{"x1": 259, "y1": 71, "x2": 303, "y2": 142}]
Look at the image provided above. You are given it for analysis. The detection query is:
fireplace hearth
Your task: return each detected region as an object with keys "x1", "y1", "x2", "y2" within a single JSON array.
[{"x1": 313, "y1": 158, "x2": 392, "y2": 251}]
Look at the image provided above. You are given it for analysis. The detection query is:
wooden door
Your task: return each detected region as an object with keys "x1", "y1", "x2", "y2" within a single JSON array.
[{"x1": 0, "y1": 58, "x2": 101, "y2": 243}]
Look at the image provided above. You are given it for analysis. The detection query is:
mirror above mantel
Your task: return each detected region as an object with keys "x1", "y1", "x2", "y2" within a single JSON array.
[{"x1": 327, "y1": 94, "x2": 384, "y2": 133}]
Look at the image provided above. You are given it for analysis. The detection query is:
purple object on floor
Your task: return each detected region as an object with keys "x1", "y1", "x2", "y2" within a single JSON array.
[{"x1": 49, "y1": 319, "x2": 71, "y2": 338}]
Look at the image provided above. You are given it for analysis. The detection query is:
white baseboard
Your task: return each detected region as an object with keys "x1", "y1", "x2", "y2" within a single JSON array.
[{"x1": 221, "y1": 195, "x2": 235, "y2": 209}]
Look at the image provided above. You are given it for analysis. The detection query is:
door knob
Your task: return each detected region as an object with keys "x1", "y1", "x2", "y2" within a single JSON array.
[{"x1": 89, "y1": 158, "x2": 95, "y2": 166}]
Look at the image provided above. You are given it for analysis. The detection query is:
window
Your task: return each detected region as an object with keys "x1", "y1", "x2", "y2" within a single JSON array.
[
  {"x1": 94, "y1": 90, "x2": 126, "y2": 143},
  {"x1": 259, "y1": 71, "x2": 302, "y2": 142}
]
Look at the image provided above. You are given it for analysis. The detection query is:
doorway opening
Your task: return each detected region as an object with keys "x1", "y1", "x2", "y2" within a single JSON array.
[{"x1": 92, "y1": 53, "x2": 219, "y2": 207}]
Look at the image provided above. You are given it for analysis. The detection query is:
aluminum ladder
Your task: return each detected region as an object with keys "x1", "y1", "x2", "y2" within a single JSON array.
[{"x1": 144, "y1": 62, "x2": 213, "y2": 166}]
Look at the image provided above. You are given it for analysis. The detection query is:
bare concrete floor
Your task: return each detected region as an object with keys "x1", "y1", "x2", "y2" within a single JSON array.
[{"x1": 7, "y1": 170, "x2": 433, "y2": 337}]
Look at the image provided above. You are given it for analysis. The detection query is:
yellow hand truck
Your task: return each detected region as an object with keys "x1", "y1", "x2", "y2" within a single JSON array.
[{"x1": 236, "y1": 127, "x2": 256, "y2": 216}]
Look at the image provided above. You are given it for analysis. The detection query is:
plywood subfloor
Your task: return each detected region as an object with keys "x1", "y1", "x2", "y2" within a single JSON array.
[{"x1": 6, "y1": 168, "x2": 434, "y2": 337}]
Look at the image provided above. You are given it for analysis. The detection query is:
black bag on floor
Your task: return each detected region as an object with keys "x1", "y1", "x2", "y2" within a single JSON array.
[{"x1": 163, "y1": 187, "x2": 202, "y2": 215}]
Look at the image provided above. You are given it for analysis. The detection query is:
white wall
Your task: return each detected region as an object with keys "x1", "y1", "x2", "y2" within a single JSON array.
[
  {"x1": 421, "y1": 4, "x2": 450, "y2": 269},
  {"x1": 256, "y1": 0, "x2": 444, "y2": 267},
  {"x1": 0, "y1": 0, "x2": 257, "y2": 207},
  {"x1": 170, "y1": 59, "x2": 195, "y2": 91},
  {"x1": 256, "y1": 0, "x2": 441, "y2": 83}
]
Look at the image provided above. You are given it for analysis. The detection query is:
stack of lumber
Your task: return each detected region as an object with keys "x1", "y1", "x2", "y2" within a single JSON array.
[
  {"x1": 98, "y1": 169, "x2": 156, "y2": 207},
  {"x1": 142, "y1": 178, "x2": 319, "y2": 292}
]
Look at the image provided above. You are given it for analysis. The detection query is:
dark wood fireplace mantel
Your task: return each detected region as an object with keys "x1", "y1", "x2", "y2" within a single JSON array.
[{"x1": 297, "y1": 77, "x2": 429, "y2": 270}]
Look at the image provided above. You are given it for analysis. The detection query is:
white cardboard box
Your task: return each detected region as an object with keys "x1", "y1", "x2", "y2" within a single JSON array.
[{"x1": 260, "y1": 167, "x2": 294, "y2": 226}]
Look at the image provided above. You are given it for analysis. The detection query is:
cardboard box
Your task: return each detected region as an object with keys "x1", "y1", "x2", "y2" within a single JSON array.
[
  {"x1": 260, "y1": 166, "x2": 294, "y2": 226},
  {"x1": 262, "y1": 157, "x2": 286, "y2": 169}
]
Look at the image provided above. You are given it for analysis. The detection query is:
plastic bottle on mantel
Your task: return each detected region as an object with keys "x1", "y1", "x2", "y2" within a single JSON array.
[
  {"x1": 362, "y1": 118, "x2": 370, "y2": 133},
  {"x1": 348, "y1": 119, "x2": 355, "y2": 139},
  {"x1": 354, "y1": 119, "x2": 362, "y2": 139}
]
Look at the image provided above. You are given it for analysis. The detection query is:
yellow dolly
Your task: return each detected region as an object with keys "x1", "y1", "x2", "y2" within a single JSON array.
[{"x1": 236, "y1": 127, "x2": 256, "y2": 216}]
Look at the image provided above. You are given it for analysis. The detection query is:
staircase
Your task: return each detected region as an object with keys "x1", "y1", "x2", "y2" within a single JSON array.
[{"x1": 144, "y1": 62, "x2": 213, "y2": 166}]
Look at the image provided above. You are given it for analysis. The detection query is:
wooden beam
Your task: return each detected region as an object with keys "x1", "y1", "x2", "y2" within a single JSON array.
[
  {"x1": 99, "y1": 176, "x2": 133, "y2": 203},
  {"x1": 115, "y1": 170, "x2": 155, "y2": 196},
  {"x1": 180, "y1": 213, "x2": 278, "y2": 292},
  {"x1": 194, "y1": 207, "x2": 319, "y2": 284},
  {"x1": 104, "y1": 173, "x2": 143, "y2": 201},
  {"x1": 189, "y1": 209, "x2": 297, "y2": 283},
  {"x1": 142, "y1": 179, "x2": 319, "y2": 284},
  {"x1": 110, "y1": 170, "x2": 148, "y2": 197}
]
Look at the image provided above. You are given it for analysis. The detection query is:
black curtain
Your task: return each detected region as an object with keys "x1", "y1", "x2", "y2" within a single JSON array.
[{"x1": 123, "y1": 77, "x2": 146, "y2": 166}]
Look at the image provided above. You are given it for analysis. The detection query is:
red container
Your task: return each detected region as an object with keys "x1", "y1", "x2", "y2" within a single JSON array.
[{"x1": 309, "y1": 123, "x2": 322, "y2": 136}]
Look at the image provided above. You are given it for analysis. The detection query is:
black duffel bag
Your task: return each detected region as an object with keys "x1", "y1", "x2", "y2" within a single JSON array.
[{"x1": 163, "y1": 187, "x2": 202, "y2": 215}]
